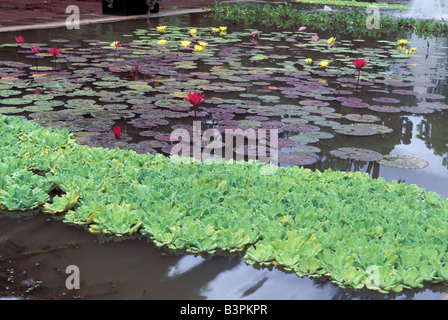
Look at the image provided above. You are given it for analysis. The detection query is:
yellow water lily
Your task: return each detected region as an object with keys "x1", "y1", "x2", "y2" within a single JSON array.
[
  {"x1": 158, "y1": 39, "x2": 167, "y2": 45},
  {"x1": 220, "y1": 26, "x2": 227, "y2": 31},
  {"x1": 328, "y1": 37, "x2": 336, "y2": 47},
  {"x1": 198, "y1": 41, "x2": 208, "y2": 47},
  {"x1": 194, "y1": 45, "x2": 204, "y2": 52},
  {"x1": 397, "y1": 45, "x2": 406, "y2": 51},
  {"x1": 211, "y1": 27, "x2": 220, "y2": 33},
  {"x1": 189, "y1": 28, "x2": 198, "y2": 35},
  {"x1": 181, "y1": 40, "x2": 191, "y2": 48},
  {"x1": 305, "y1": 58, "x2": 313, "y2": 64},
  {"x1": 397, "y1": 39, "x2": 408, "y2": 45},
  {"x1": 319, "y1": 60, "x2": 330, "y2": 67},
  {"x1": 411, "y1": 47, "x2": 417, "y2": 52},
  {"x1": 110, "y1": 41, "x2": 120, "y2": 48},
  {"x1": 156, "y1": 25, "x2": 167, "y2": 32}
]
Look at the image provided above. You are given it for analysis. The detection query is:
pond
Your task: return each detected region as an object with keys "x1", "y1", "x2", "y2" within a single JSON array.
[{"x1": 1, "y1": 5, "x2": 448, "y2": 300}]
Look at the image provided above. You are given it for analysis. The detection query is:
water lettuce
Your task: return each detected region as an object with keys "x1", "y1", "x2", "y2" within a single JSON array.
[{"x1": 1, "y1": 114, "x2": 448, "y2": 293}]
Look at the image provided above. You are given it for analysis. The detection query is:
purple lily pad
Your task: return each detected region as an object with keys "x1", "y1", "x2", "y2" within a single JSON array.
[
  {"x1": 368, "y1": 105, "x2": 401, "y2": 113},
  {"x1": 341, "y1": 101, "x2": 370, "y2": 109},
  {"x1": 129, "y1": 118, "x2": 169, "y2": 128},
  {"x1": 278, "y1": 152, "x2": 318, "y2": 166},
  {"x1": 372, "y1": 97, "x2": 400, "y2": 104},
  {"x1": 399, "y1": 106, "x2": 435, "y2": 114},
  {"x1": 417, "y1": 93, "x2": 445, "y2": 100},
  {"x1": 282, "y1": 124, "x2": 320, "y2": 133}
]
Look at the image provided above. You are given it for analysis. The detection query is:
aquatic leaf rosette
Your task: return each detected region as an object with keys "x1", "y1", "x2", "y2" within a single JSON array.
[{"x1": 1, "y1": 114, "x2": 448, "y2": 293}]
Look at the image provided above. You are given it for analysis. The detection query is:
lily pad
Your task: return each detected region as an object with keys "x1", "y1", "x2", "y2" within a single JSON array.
[
  {"x1": 344, "y1": 114, "x2": 381, "y2": 123},
  {"x1": 278, "y1": 152, "x2": 318, "y2": 166},
  {"x1": 377, "y1": 155, "x2": 429, "y2": 169},
  {"x1": 330, "y1": 147, "x2": 383, "y2": 162}
]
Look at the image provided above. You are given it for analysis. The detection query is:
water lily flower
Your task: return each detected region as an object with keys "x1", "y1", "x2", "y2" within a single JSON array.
[
  {"x1": 299, "y1": 26, "x2": 307, "y2": 31},
  {"x1": 194, "y1": 45, "x2": 204, "y2": 52},
  {"x1": 352, "y1": 58, "x2": 369, "y2": 91},
  {"x1": 397, "y1": 45, "x2": 406, "y2": 51},
  {"x1": 198, "y1": 41, "x2": 208, "y2": 47},
  {"x1": 158, "y1": 39, "x2": 167, "y2": 45},
  {"x1": 189, "y1": 28, "x2": 198, "y2": 35},
  {"x1": 305, "y1": 58, "x2": 313, "y2": 64},
  {"x1": 49, "y1": 48, "x2": 61, "y2": 57},
  {"x1": 352, "y1": 58, "x2": 369, "y2": 70},
  {"x1": 49, "y1": 48, "x2": 61, "y2": 70},
  {"x1": 397, "y1": 39, "x2": 408, "y2": 45},
  {"x1": 328, "y1": 37, "x2": 336, "y2": 47},
  {"x1": 184, "y1": 91, "x2": 205, "y2": 122},
  {"x1": 319, "y1": 60, "x2": 330, "y2": 67},
  {"x1": 15, "y1": 36, "x2": 24, "y2": 44},
  {"x1": 251, "y1": 30, "x2": 259, "y2": 37},
  {"x1": 220, "y1": 26, "x2": 227, "y2": 32},
  {"x1": 156, "y1": 25, "x2": 167, "y2": 32},
  {"x1": 181, "y1": 40, "x2": 191, "y2": 48},
  {"x1": 411, "y1": 47, "x2": 417, "y2": 52},
  {"x1": 311, "y1": 34, "x2": 319, "y2": 42},
  {"x1": 211, "y1": 27, "x2": 221, "y2": 33},
  {"x1": 113, "y1": 126, "x2": 124, "y2": 139},
  {"x1": 31, "y1": 46, "x2": 40, "y2": 70},
  {"x1": 110, "y1": 41, "x2": 120, "y2": 48}
]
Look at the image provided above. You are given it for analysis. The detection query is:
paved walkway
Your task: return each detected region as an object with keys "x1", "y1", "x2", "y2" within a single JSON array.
[{"x1": 0, "y1": 7, "x2": 213, "y2": 33}]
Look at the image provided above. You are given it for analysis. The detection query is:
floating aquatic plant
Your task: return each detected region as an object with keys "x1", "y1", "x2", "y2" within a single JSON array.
[{"x1": 1, "y1": 115, "x2": 448, "y2": 293}]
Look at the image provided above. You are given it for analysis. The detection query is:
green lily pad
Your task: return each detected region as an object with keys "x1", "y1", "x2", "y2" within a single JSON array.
[
  {"x1": 377, "y1": 155, "x2": 429, "y2": 169},
  {"x1": 330, "y1": 147, "x2": 383, "y2": 162}
]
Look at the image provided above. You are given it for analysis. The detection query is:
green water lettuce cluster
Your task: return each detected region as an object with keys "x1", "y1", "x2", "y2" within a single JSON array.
[{"x1": 1, "y1": 114, "x2": 448, "y2": 293}]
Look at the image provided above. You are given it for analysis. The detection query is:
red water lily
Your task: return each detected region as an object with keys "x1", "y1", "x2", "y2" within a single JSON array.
[
  {"x1": 352, "y1": 58, "x2": 369, "y2": 92},
  {"x1": 49, "y1": 48, "x2": 61, "y2": 57},
  {"x1": 184, "y1": 91, "x2": 205, "y2": 106},
  {"x1": 352, "y1": 58, "x2": 369, "y2": 69},
  {"x1": 49, "y1": 48, "x2": 61, "y2": 70},
  {"x1": 184, "y1": 91, "x2": 205, "y2": 122},
  {"x1": 31, "y1": 46, "x2": 40, "y2": 70},
  {"x1": 31, "y1": 46, "x2": 39, "y2": 53},
  {"x1": 15, "y1": 36, "x2": 24, "y2": 44},
  {"x1": 113, "y1": 126, "x2": 124, "y2": 139}
]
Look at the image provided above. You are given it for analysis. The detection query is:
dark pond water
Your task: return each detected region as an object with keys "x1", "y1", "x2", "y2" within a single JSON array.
[{"x1": 1, "y1": 8, "x2": 448, "y2": 299}]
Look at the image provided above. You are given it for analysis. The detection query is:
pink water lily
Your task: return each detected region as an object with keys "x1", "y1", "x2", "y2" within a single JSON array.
[
  {"x1": 311, "y1": 34, "x2": 319, "y2": 42},
  {"x1": 30, "y1": 46, "x2": 40, "y2": 70},
  {"x1": 49, "y1": 48, "x2": 61, "y2": 70},
  {"x1": 184, "y1": 91, "x2": 205, "y2": 122},
  {"x1": 352, "y1": 58, "x2": 369, "y2": 92},
  {"x1": 251, "y1": 30, "x2": 259, "y2": 37},
  {"x1": 299, "y1": 26, "x2": 307, "y2": 31},
  {"x1": 15, "y1": 36, "x2": 24, "y2": 44},
  {"x1": 49, "y1": 48, "x2": 61, "y2": 57},
  {"x1": 113, "y1": 126, "x2": 124, "y2": 139}
]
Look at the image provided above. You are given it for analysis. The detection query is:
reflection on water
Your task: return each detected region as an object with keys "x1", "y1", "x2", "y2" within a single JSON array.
[
  {"x1": 1, "y1": 213, "x2": 447, "y2": 300},
  {"x1": 1, "y1": 10, "x2": 448, "y2": 299}
]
